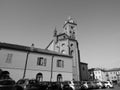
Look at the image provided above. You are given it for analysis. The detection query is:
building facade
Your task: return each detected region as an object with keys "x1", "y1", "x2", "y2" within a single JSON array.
[
  {"x1": 88, "y1": 68, "x2": 107, "y2": 81},
  {"x1": 106, "y1": 68, "x2": 120, "y2": 83},
  {"x1": 0, "y1": 42, "x2": 73, "y2": 81},
  {"x1": 88, "y1": 68, "x2": 120, "y2": 83}
]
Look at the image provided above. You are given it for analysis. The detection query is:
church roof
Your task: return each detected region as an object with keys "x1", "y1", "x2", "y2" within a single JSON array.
[
  {"x1": 57, "y1": 33, "x2": 68, "y2": 37},
  {"x1": 0, "y1": 42, "x2": 72, "y2": 58},
  {"x1": 80, "y1": 62, "x2": 88, "y2": 65},
  {"x1": 56, "y1": 33, "x2": 77, "y2": 41}
]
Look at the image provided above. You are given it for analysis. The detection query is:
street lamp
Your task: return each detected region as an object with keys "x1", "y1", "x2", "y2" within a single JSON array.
[{"x1": 23, "y1": 44, "x2": 34, "y2": 79}]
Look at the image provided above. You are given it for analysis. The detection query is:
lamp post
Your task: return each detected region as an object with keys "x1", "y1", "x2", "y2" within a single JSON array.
[{"x1": 23, "y1": 44, "x2": 34, "y2": 79}]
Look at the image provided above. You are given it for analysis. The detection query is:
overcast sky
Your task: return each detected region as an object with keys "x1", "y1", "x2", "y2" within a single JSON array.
[{"x1": 0, "y1": 0, "x2": 120, "y2": 69}]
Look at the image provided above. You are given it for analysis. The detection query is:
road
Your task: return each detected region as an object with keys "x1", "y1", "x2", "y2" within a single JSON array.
[{"x1": 92, "y1": 85, "x2": 120, "y2": 90}]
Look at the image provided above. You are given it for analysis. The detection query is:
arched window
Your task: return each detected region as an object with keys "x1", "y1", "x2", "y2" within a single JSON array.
[
  {"x1": 57, "y1": 74, "x2": 62, "y2": 82},
  {"x1": 36, "y1": 73, "x2": 43, "y2": 82}
]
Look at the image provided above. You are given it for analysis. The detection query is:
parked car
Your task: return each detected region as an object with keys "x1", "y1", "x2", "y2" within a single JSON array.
[
  {"x1": 81, "y1": 81, "x2": 99, "y2": 89},
  {"x1": 94, "y1": 81, "x2": 103, "y2": 89},
  {"x1": 0, "y1": 79, "x2": 16, "y2": 90},
  {"x1": 62, "y1": 81, "x2": 75, "y2": 90},
  {"x1": 81, "y1": 81, "x2": 88, "y2": 90},
  {"x1": 46, "y1": 82, "x2": 62, "y2": 90},
  {"x1": 102, "y1": 81, "x2": 114, "y2": 88},
  {"x1": 73, "y1": 81, "x2": 81, "y2": 90},
  {"x1": 87, "y1": 81, "x2": 99, "y2": 89},
  {"x1": 15, "y1": 79, "x2": 41, "y2": 90},
  {"x1": 39, "y1": 81, "x2": 50, "y2": 90},
  {"x1": 91, "y1": 81, "x2": 100, "y2": 89}
]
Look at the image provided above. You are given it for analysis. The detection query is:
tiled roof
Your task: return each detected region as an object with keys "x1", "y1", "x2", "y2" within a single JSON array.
[
  {"x1": 88, "y1": 68, "x2": 106, "y2": 72},
  {"x1": 63, "y1": 21, "x2": 77, "y2": 28},
  {"x1": 0, "y1": 42, "x2": 72, "y2": 58},
  {"x1": 89, "y1": 68, "x2": 120, "y2": 72}
]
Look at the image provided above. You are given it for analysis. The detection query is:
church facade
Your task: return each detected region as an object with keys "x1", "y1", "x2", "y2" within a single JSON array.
[{"x1": 46, "y1": 17, "x2": 88, "y2": 81}]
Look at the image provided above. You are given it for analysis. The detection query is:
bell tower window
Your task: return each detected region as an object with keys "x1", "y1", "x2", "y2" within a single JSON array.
[
  {"x1": 71, "y1": 26, "x2": 74, "y2": 29},
  {"x1": 71, "y1": 50, "x2": 74, "y2": 56},
  {"x1": 61, "y1": 43, "x2": 65, "y2": 47},
  {"x1": 65, "y1": 27, "x2": 67, "y2": 30},
  {"x1": 63, "y1": 17, "x2": 77, "y2": 40},
  {"x1": 71, "y1": 43, "x2": 73, "y2": 47},
  {"x1": 61, "y1": 50, "x2": 66, "y2": 54},
  {"x1": 63, "y1": 36, "x2": 66, "y2": 39}
]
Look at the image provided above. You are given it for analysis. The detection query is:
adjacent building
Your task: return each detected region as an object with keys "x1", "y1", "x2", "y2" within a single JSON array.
[
  {"x1": 88, "y1": 68, "x2": 120, "y2": 83},
  {"x1": 88, "y1": 68, "x2": 107, "y2": 81},
  {"x1": 106, "y1": 68, "x2": 120, "y2": 83}
]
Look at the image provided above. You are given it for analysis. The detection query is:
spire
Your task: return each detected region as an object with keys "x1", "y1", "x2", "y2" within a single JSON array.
[{"x1": 53, "y1": 27, "x2": 57, "y2": 37}]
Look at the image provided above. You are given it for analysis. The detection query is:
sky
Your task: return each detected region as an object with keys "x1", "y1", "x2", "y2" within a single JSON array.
[{"x1": 0, "y1": 0, "x2": 120, "y2": 69}]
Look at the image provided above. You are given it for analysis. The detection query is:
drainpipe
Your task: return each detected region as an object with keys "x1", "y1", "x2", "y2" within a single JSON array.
[
  {"x1": 50, "y1": 55, "x2": 54, "y2": 82},
  {"x1": 23, "y1": 51, "x2": 30, "y2": 79},
  {"x1": 23, "y1": 44, "x2": 34, "y2": 79}
]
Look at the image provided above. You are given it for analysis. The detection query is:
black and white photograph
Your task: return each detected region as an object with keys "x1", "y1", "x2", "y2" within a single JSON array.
[{"x1": 0, "y1": 0, "x2": 120, "y2": 90}]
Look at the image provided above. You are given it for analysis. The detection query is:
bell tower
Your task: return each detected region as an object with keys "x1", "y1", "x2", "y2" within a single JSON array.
[
  {"x1": 62, "y1": 17, "x2": 81, "y2": 81},
  {"x1": 63, "y1": 16, "x2": 77, "y2": 40}
]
